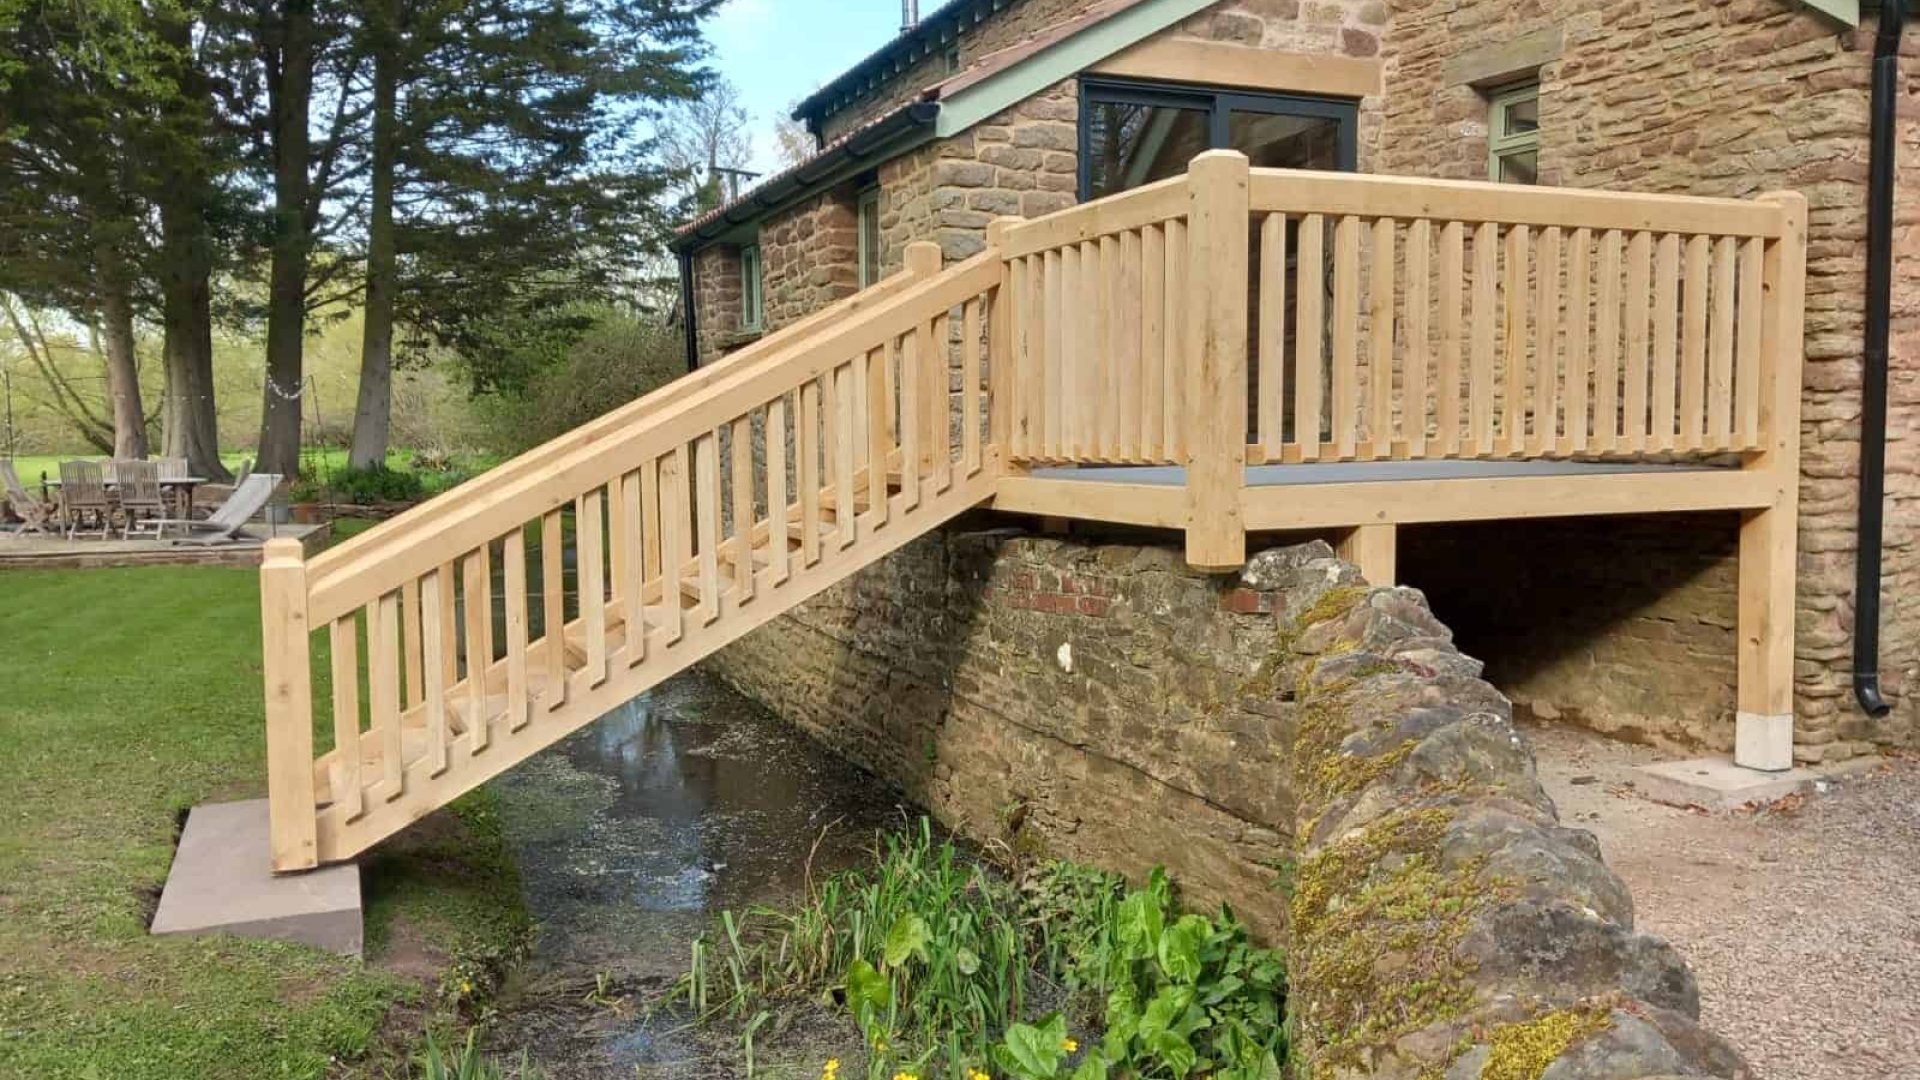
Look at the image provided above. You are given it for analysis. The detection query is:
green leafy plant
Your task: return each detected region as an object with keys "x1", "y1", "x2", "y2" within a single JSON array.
[{"x1": 414, "y1": 1030, "x2": 538, "y2": 1079}]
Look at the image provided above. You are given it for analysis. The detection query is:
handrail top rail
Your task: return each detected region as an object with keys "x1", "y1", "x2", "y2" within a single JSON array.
[
  {"x1": 1248, "y1": 167, "x2": 1787, "y2": 239},
  {"x1": 303, "y1": 250, "x2": 1005, "y2": 623}
]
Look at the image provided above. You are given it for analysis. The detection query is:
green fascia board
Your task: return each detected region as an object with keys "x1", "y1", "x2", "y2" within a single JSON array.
[
  {"x1": 934, "y1": 0, "x2": 1220, "y2": 138},
  {"x1": 1796, "y1": 0, "x2": 1859, "y2": 27}
]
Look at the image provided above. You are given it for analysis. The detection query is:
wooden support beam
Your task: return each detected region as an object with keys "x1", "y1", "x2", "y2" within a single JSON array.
[
  {"x1": 1181, "y1": 150, "x2": 1249, "y2": 570},
  {"x1": 260, "y1": 539, "x2": 319, "y2": 872},
  {"x1": 1337, "y1": 524, "x2": 1397, "y2": 586}
]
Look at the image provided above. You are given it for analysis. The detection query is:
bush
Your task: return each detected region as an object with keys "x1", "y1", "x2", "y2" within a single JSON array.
[
  {"x1": 480, "y1": 308, "x2": 685, "y2": 453},
  {"x1": 324, "y1": 464, "x2": 428, "y2": 505}
]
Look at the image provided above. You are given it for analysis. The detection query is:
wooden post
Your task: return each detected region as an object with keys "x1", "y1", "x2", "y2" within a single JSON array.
[
  {"x1": 987, "y1": 216, "x2": 1022, "y2": 468},
  {"x1": 1337, "y1": 524, "x2": 1397, "y2": 586},
  {"x1": 260, "y1": 538, "x2": 318, "y2": 872},
  {"x1": 1735, "y1": 191, "x2": 1806, "y2": 772},
  {"x1": 1182, "y1": 150, "x2": 1249, "y2": 570}
]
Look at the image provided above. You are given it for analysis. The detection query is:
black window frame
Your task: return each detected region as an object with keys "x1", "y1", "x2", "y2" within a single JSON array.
[{"x1": 1076, "y1": 76, "x2": 1359, "y2": 200}]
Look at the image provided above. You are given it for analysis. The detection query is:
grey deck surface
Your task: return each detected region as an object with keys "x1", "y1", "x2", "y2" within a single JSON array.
[{"x1": 1027, "y1": 459, "x2": 1729, "y2": 487}]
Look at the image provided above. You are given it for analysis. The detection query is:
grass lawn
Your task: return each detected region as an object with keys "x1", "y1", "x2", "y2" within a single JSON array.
[{"x1": 0, "y1": 559, "x2": 531, "y2": 1079}]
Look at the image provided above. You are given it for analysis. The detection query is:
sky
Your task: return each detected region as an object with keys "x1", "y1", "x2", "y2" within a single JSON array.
[{"x1": 702, "y1": 0, "x2": 917, "y2": 173}]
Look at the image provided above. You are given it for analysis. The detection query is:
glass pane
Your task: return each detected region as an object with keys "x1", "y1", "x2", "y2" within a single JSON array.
[
  {"x1": 1503, "y1": 94, "x2": 1539, "y2": 136},
  {"x1": 1085, "y1": 100, "x2": 1210, "y2": 198},
  {"x1": 859, "y1": 198, "x2": 881, "y2": 287},
  {"x1": 1497, "y1": 149, "x2": 1538, "y2": 185},
  {"x1": 1230, "y1": 110, "x2": 1343, "y2": 171}
]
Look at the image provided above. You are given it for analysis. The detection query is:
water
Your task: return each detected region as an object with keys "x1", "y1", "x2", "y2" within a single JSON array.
[{"x1": 483, "y1": 669, "x2": 908, "y2": 1078}]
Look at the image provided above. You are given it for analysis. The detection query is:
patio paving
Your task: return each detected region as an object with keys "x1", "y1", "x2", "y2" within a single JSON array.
[{"x1": 0, "y1": 521, "x2": 331, "y2": 569}]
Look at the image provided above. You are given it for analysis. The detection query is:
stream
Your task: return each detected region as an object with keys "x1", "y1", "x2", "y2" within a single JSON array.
[{"x1": 480, "y1": 669, "x2": 908, "y2": 1078}]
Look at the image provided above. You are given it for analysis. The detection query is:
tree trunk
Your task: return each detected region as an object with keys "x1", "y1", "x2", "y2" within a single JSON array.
[
  {"x1": 349, "y1": 14, "x2": 398, "y2": 471},
  {"x1": 257, "y1": 0, "x2": 316, "y2": 478},
  {"x1": 94, "y1": 237, "x2": 149, "y2": 459}
]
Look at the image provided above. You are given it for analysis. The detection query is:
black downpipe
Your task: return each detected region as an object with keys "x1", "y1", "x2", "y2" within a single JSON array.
[
  {"x1": 679, "y1": 248, "x2": 700, "y2": 374},
  {"x1": 1855, "y1": 0, "x2": 1903, "y2": 717}
]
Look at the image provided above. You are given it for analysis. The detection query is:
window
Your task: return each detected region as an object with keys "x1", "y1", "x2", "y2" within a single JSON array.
[
  {"x1": 1079, "y1": 78, "x2": 1358, "y2": 199},
  {"x1": 857, "y1": 186, "x2": 883, "y2": 289},
  {"x1": 1488, "y1": 82, "x2": 1539, "y2": 184},
  {"x1": 739, "y1": 243, "x2": 763, "y2": 332}
]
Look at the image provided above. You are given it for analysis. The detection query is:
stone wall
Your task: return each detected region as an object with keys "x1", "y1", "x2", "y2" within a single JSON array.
[
  {"x1": 1374, "y1": 0, "x2": 1919, "y2": 760},
  {"x1": 691, "y1": 244, "x2": 744, "y2": 367},
  {"x1": 760, "y1": 188, "x2": 861, "y2": 334},
  {"x1": 709, "y1": 532, "x2": 1748, "y2": 1078}
]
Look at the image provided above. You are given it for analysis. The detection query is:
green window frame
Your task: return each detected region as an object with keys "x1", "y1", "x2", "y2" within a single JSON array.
[
  {"x1": 857, "y1": 186, "x2": 883, "y2": 289},
  {"x1": 1488, "y1": 82, "x2": 1540, "y2": 184},
  {"x1": 739, "y1": 242, "x2": 763, "y2": 332}
]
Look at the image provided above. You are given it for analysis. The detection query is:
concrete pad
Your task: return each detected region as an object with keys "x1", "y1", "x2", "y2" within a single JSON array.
[
  {"x1": 152, "y1": 799, "x2": 362, "y2": 956},
  {"x1": 1633, "y1": 757, "x2": 1817, "y2": 812}
]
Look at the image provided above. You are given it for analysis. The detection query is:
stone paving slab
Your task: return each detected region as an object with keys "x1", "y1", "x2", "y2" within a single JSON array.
[
  {"x1": 1633, "y1": 757, "x2": 1818, "y2": 811},
  {"x1": 152, "y1": 799, "x2": 362, "y2": 956}
]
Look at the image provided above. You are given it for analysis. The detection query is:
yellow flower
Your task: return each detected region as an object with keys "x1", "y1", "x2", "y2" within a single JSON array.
[
  {"x1": 892, "y1": 1073, "x2": 918, "y2": 1080},
  {"x1": 1061, "y1": 1037, "x2": 1079, "y2": 1053},
  {"x1": 822, "y1": 1060, "x2": 841, "y2": 1080},
  {"x1": 872, "y1": 1036, "x2": 887, "y2": 1052},
  {"x1": 458, "y1": 979, "x2": 474, "y2": 995},
  {"x1": 967, "y1": 1070, "x2": 992, "y2": 1080}
]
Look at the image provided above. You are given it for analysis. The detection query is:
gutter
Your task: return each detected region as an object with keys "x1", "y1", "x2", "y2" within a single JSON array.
[
  {"x1": 670, "y1": 101, "x2": 941, "y2": 253},
  {"x1": 1855, "y1": 0, "x2": 1903, "y2": 717},
  {"x1": 678, "y1": 247, "x2": 699, "y2": 374}
]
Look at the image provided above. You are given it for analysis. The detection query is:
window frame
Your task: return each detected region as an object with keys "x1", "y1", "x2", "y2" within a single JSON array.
[
  {"x1": 738, "y1": 241, "x2": 763, "y2": 333},
  {"x1": 1487, "y1": 81, "x2": 1540, "y2": 184},
  {"x1": 1076, "y1": 76, "x2": 1359, "y2": 200},
  {"x1": 856, "y1": 185, "x2": 883, "y2": 289}
]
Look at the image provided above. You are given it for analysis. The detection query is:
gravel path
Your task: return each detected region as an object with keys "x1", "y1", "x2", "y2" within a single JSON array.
[{"x1": 1530, "y1": 726, "x2": 1920, "y2": 1080}]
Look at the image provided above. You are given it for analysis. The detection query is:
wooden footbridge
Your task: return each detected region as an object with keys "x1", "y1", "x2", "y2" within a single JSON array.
[{"x1": 260, "y1": 151, "x2": 1806, "y2": 871}]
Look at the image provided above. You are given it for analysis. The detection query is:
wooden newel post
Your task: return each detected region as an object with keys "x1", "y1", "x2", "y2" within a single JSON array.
[
  {"x1": 1183, "y1": 150, "x2": 1250, "y2": 570},
  {"x1": 260, "y1": 537, "x2": 319, "y2": 871}
]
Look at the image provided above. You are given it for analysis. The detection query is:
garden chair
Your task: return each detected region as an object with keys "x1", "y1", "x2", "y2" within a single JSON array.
[
  {"x1": 58, "y1": 461, "x2": 112, "y2": 539},
  {"x1": 155, "y1": 457, "x2": 193, "y2": 517},
  {"x1": 162, "y1": 473, "x2": 282, "y2": 545},
  {"x1": 1, "y1": 461, "x2": 56, "y2": 537},
  {"x1": 116, "y1": 460, "x2": 168, "y2": 539}
]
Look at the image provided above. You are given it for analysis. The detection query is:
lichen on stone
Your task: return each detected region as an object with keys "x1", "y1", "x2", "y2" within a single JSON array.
[{"x1": 1479, "y1": 1006, "x2": 1614, "y2": 1080}]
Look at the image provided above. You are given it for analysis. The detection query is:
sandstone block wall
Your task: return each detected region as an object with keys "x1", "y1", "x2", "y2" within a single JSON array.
[{"x1": 709, "y1": 532, "x2": 1748, "y2": 1078}]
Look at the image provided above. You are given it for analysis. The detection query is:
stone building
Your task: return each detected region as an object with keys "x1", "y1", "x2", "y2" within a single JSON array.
[{"x1": 672, "y1": 0, "x2": 1916, "y2": 765}]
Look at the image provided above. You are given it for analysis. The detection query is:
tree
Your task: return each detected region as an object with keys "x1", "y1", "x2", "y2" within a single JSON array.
[
  {"x1": 774, "y1": 104, "x2": 815, "y2": 168},
  {"x1": 658, "y1": 76, "x2": 753, "y2": 213},
  {"x1": 346, "y1": 0, "x2": 721, "y2": 460}
]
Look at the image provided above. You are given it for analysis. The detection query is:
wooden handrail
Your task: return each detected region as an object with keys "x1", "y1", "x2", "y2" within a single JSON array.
[{"x1": 305, "y1": 251, "x2": 1004, "y2": 624}]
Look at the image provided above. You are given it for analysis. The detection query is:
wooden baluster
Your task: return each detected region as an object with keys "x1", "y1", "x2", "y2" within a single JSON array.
[
  {"x1": 929, "y1": 312, "x2": 952, "y2": 492},
  {"x1": 1368, "y1": 216, "x2": 1396, "y2": 459},
  {"x1": 1044, "y1": 247, "x2": 1063, "y2": 460},
  {"x1": 998, "y1": 248, "x2": 1025, "y2": 460},
  {"x1": 1403, "y1": 219, "x2": 1430, "y2": 459},
  {"x1": 870, "y1": 343, "x2": 893, "y2": 524},
  {"x1": 540, "y1": 509, "x2": 567, "y2": 710},
  {"x1": 369, "y1": 590, "x2": 403, "y2": 801},
  {"x1": 1501, "y1": 224, "x2": 1529, "y2": 455},
  {"x1": 1059, "y1": 243, "x2": 1079, "y2": 458},
  {"x1": 1163, "y1": 217, "x2": 1188, "y2": 462},
  {"x1": 436, "y1": 563, "x2": 458, "y2": 693},
  {"x1": 1651, "y1": 233, "x2": 1681, "y2": 452},
  {"x1": 835, "y1": 365, "x2": 859, "y2": 540},
  {"x1": 1077, "y1": 239, "x2": 1098, "y2": 459},
  {"x1": 1294, "y1": 213, "x2": 1325, "y2": 461},
  {"x1": 619, "y1": 470, "x2": 645, "y2": 666},
  {"x1": 1623, "y1": 231, "x2": 1652, "y2": 452},
  {"x1": 1681, "y1": 234, "x2": 1710, "y2": 451},
  {"x1": 1098, "y1": 234, "x2": 1119, "y2": 460},
  {"x1": 578, "y1": 488, "x2": 608, "y2": 678},
  {"x1": 693, "y1": 432, "x2": 722, "y2": 619},
  {"x1": 1437, "y1": 221, "x2": 1464, "y2": 457},
  {"x1": 261, "y1": 539, "x2": 317, "y2": 870},
  {"x1": 606, "y1": 466, "x2": 628, "y2": 609},
  {"x1": 799, "y1": 380, "x2": 822, "y2": 562},
  {"x1": 1258, "y1": 212, "x2": 1287, "y2": 461},
  {"x1": 963, "y1": 297, "x2": 983, "y2": 474},
  {"x1": 1564, "y1": 228, "x2": 1593, "y2": 454},
  {"x1": 640, "y1": 454, "x2": 662, "y2": 584},
  {"x1": 897, "y1": 328, "x2": 921, "y2": 507},
  {"x1": 1736, "y1": 236, "x2": 1765, "y2": 448},
  {"x1": 504, "y1": 528, "x2": 532, "y2": 726},
  {"x1": 461, "y1": 546, "x2": 491, "y2": 753},
  {"x1": 1470, "y1": 222, "x2": 1498, "y2": 457},
  {"x1": 1531, "y1": 226, "x2": 1561, "y2": 456},
  {"x1": 849, "y1": 350, "x2": 872, "y2": 521},
  {"x1": 1026, "y1": 255, "x2": 1047, "y2": 460},
  {"x1": 419, "y1": 566, "x2": 450, "y2": 778},
  {"x1": 401, "y1": 577, "x2": 423, "y2": 710},
  {"x1": 661, "y1": 446, "x2": 689, "y2": 641},
  {"x1": 1116, "y1": 229, "x2": 1143, "y2": 463},
  {"x1": 730, "y1": 416, "x2": 756, "y2": 601},
  {"x1": 765, "y1": 397, "x2": 790, "y2": 584},
  {"x1": 1142, "y1": 224, "x2": 1166, "y2": 459},
  {"x1": 1709, "y1": 236, "x2": 1738, "y2": 449},
  {"x1": 329, "y1": 613, "x2": 363, "y2": 820},
  {"x1": 1331, "y1": 215, "x2": 1360, "y2": 460},
  {"x1": 1595, "y1": 230, "x2": 1624, "y2": 453}
]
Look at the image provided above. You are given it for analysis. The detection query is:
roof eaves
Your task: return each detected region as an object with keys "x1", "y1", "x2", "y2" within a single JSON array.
[{"x1": 790, "y1": 0, "x2": 1008, "y2": 127}]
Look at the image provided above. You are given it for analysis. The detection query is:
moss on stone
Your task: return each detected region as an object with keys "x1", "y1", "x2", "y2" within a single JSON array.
[
  {"x1": 1293, "y1": 585, "x2": 1370, "y2": 632},
  {"x1": 1479, "y1": 1006, "x2": 1614, "y2": 1080}
]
